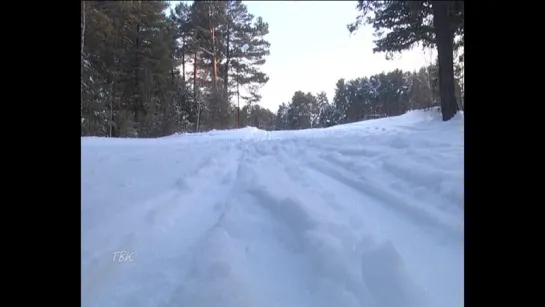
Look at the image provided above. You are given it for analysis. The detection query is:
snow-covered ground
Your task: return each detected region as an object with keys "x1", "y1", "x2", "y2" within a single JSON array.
[{"x1": 81, "y1": 109, "x2": 464, "y2": 307}]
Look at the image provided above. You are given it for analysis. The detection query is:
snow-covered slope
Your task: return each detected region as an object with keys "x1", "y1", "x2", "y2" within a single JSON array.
[{"x1": 81, "y1": 109, "x2": 464, "y2": 307}]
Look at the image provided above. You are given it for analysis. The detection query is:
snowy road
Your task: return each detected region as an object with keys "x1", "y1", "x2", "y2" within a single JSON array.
[{"x1": 81, "y1": 110, "x2": 464, "y2": 307}]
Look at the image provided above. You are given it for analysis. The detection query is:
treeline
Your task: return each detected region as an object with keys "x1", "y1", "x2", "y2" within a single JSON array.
[
  {"x1": 348, "y1": 1, "x2": 464, "y2": 122},
  {"x1": 81, "y1": 0, "x2": 271, "y2": 138},
  {"x1": 81, "y1": 1, "x2": 464, "y2": 137},
  {"x1": 274, "y1": 63, "x2": 464, "y2": 131}
]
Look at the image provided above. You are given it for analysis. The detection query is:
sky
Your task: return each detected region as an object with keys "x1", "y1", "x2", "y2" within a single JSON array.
[{"x1": 169, "y1": 1, "x2": 436, "y2": 112}]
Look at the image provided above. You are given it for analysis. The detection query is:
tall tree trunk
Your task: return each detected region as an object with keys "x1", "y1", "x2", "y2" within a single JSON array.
[
  {"x1": 81, "y1": 1, "x2": 85, "y2": 127},
  {"x1": 110, "y1": 80, "x2": 114, "y2": 137},
  {"x1": 194, "y1": 51, "x2": 200, "y2": 132},
  {"x1": 176, "y1": 36, "x2": 184, "y2": 130},
  {"x1": 170, "y1": 48, "x2": 176, "y2": 88},
  {"x1": 209, "y1": 5, "x2": 218, "y2": 89},
  {"x1": 193, "y1": 50, "x2": 198, "y2": 106},
  {"x1": 133, "y1": 2, "x2": 146, "y2": 132},
  {"x1": 134, "y1": 22, "x2": 141, "y2": 125},
  {"x1": 182, "y1": 36, "x2": 186, "y2": 84},
  {"x1": 432, "y1": 1, "x2": 458, "y2": 121},
  {"x1": 224, "y1": 20, "x2": 230, "y2": 95},
  {"x1": 81, "y1": 1, "x2": 85, "y2": 73},
  {"x1": 237, "y1": 65, "x2": 240, "y2": 127}
]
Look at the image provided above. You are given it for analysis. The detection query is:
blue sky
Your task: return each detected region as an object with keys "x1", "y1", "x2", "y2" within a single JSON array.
[{"x1": 169, "y1": 1, "x2": 436, "y2": 112}]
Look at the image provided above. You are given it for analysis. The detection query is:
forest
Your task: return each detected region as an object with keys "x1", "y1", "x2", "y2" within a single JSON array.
[{"x1": 81, "y1": 1, "x2": 464, "y2": 137}]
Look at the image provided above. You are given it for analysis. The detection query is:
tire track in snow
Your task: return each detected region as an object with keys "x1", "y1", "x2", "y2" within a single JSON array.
[
  {"x1": 282, "y1": 145, "x2": 461, "y2": 307},
  {"x1": 273, "y1": 141, "x2": 440, "y2": 307},
  {"x1": 236, "y1": 145, "x2": 331, "y2": 306},
  {"x1": 82, "y1": 141, "x2": 236, "y2": 254},
  {"x1": 82, "y1": 141, "x2": 245, "y2": 307},
  {"x1": 296, "y1": 161, "x2": 459, "y2": 307},
  {"x1": 307, "y1": 138, "x2": 462, "y2": 216},
  {"x1": 300, "y1": 149, "x2": 462, "y2": 240},
  {"x1": 301, "y1": 137, "x2": 463, "y2": 219},
  {"x1": 162, "y1": 140, "x2": 367, "y2": 307},
  {"x1": 229, "y1": 141, "x2": 379, "y2": 307},
  {"x1": 82, "y1": 140, "x2": 235, "y2": 231},
  {"x1": 159, "y1": 140, "x2": 268, "y2": 307}
]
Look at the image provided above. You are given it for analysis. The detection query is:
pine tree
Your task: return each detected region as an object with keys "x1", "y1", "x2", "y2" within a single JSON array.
[
  {"x1": 82, "y1": 1, "x2": 184, "y2": 138},
  {"x1": 347, "y1": 0, "x2": 463, "y2": 121}
]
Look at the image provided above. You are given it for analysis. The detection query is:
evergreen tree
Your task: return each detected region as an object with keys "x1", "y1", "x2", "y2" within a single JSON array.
[
  {"x1": 275, "y1": 63, "x2": 460, "y2": 131},
  {"x1": 82, "y1": 0, "x2": 271, "y2": 137},
  {"x1": 347, "y1": 1, "x2": 463, "y2": 121}
]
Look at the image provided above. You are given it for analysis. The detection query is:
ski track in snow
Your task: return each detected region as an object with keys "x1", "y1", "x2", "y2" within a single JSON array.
[{"x1": 82, "y1": 110, "x2": 464, "y2": 307}]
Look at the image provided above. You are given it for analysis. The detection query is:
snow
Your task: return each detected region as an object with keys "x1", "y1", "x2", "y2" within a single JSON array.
[{"x1": 82, "y1": 109, "x2": 464, "y2": 307}]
